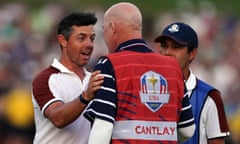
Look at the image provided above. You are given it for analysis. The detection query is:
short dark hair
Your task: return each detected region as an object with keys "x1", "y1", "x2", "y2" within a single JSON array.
[{"x1": 57, "y1": 12, "x2": 97, "y2": 40}]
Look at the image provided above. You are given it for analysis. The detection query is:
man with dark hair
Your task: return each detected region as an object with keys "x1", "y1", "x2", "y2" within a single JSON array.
[
  {"x1": 154, "y1": 22, "x2": 230, "y2": 144},
  {"x1": 32, "y1": 12, "x2": 104, "y2": 144}
]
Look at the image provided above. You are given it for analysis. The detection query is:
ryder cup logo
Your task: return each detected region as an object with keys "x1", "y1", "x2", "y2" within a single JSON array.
[
  {"x1": 139, "y1": 71, "x2": 170, "y2": 112},
  {"x1": 168, "y1": 24, "x2": 179, "y2": 33}
]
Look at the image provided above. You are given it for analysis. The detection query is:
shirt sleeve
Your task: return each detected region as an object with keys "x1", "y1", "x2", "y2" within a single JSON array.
[
  {"x1": 204, "y1": 91, "x2": 230, "y2": 139},
  {"x1": 178, "y1": 92, "x2": 195, "y2": 128},
  {"x1": 84, "y1": 57, "x2": 117, "y2": 124},
  {"x1": 88, "y1": 118, "x2": 113, "y2": 144}
]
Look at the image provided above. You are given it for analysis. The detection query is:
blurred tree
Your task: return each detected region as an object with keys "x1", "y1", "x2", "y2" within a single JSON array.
[{"x1": 0, "y1": 0, "x2": 239, "y2": 17}]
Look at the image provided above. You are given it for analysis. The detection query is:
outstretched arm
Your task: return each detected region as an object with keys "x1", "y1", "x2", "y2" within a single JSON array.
[{"x1": 45, "y1": 70, "x2": 104, "y2": 128}]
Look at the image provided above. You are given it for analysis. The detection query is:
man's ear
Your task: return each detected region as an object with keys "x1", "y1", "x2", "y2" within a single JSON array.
[
  {"x1": 190, "y1": 48, "x2": 197, "y2": 62},
  {"x1": 109, "y1": 22, "x2": 116, "y2": 34},
  {"x1": 57, "y1": 34, "x2": 67, "y2": 48}
]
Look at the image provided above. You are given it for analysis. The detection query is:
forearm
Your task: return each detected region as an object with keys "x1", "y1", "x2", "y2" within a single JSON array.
[
  {"x1": 45, "y1": 97, "x2": 87, "y2": 128},
  {"x1": 46, "y1": 70, "x2": 104, "y2": 128}
]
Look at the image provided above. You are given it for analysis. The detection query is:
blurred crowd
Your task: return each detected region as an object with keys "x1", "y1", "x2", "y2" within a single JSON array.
[{"x1": 0, "y1": 1, "x2": 239, "y2": 144}]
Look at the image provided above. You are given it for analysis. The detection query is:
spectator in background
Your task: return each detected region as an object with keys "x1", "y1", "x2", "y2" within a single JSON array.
[
  {"x1": 31, "y1": 12, "x2": 104, "y2": 144},
  {"x1": 154, "y1": 22, "x2": 230, "y2": 144},
  {"x1": 84, "y1": 2, "x2": 195, "y2": 144}
]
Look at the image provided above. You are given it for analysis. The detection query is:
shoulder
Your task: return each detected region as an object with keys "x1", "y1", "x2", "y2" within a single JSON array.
[
  {"x1": 197, "y1": 78, "x2": 213, "y2": 87},
  {"x1": 94, "y1": 56, "x2": 113, "y2": 72},
  {"x1": 207, "y1": 89, "x2": 224, "y2": 109},
  {"x1": 32, "y1": 66, "x2": 60, "y2": 87},
  {"x1": 194, "y1": 79, "x2": 217, "y2": 98},
  {"x1": 95, "y1": 56, "x2": 111, "y2": 65},
  {"x1": 195, "y1": 79, "x2": 224, "y2": 109}
]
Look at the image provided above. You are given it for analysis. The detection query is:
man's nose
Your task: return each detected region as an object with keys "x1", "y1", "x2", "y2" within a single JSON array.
[
  {"x1": 86, "y1": 38, "x2": 94, "y2": 48},
  {"x1": 165, "y1": 50, "x2": 172, "y2": 56},
  {"x1": 161, "y1": 48, "x2": 171, "y2": 56}
]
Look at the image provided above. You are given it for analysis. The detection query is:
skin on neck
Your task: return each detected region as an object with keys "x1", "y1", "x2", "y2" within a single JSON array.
[
  {"x1": 183, "y1": 49, "x2": 197, "y2": 80},
  {"x1": 183, "y1": 67, "x2": 190, "y2": 80}
]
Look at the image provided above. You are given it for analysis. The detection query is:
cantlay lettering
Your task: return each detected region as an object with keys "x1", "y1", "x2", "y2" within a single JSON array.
[{"x1": 135, "y1": 125, "x2": 175, "y2": 136}]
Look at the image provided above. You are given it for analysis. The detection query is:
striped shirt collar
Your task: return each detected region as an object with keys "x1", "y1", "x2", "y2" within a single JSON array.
[{"x1": 115, "y1": 39, "x2": 153, "y2": 52}]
